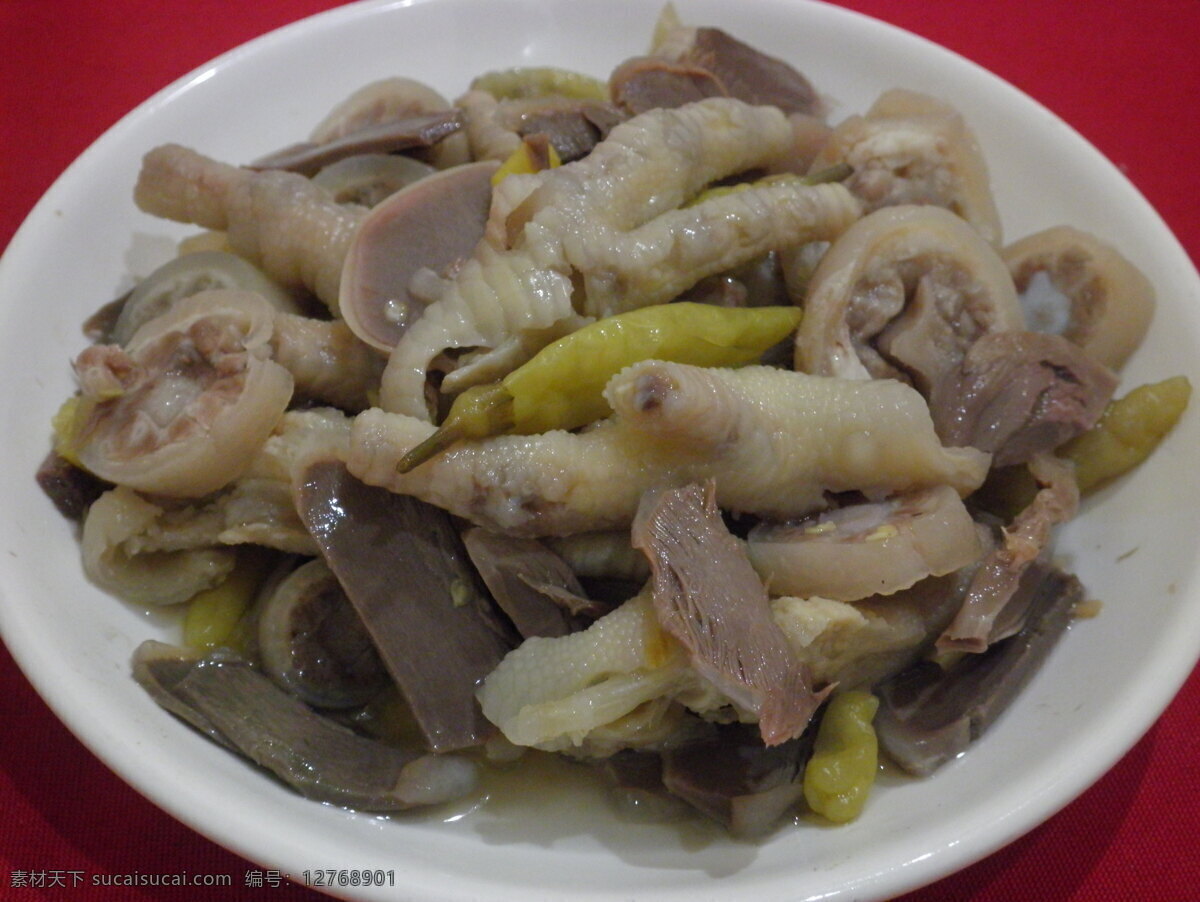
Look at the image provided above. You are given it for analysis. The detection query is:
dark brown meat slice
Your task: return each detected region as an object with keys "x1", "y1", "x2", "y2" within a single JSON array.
[
  {"x1": 677, "y1": 27, "x2": 823, "y2": 116},
  {"x1": 609, "y1": 56, "x2": 726, "y2": 115},
  {"x1": 133, "y1": 640, "x2": 478, "y2": 810},
  {"x1": 876, "y1": 563, "x2": 1084, "y2": 776},
  {"x1": 939, "y1": 453, "x2": 1078, "y2": 652},
  {"x1": 661, "y1": 723, "x2": 814, "y2": 837},
  {"x1": 611, "y1": 26, "x2": 822, "y2": 120},
  {"x1": 249, "y1": 110, "x2": 463, "y2": 176},
  {"x1": 602, "y1": 750, "x2": 696, "y2": 822},
  {"x1": 462, "y1": 527, "x2": 592, "y2": 638},
  {"x1": 929, "y1": 330, "x2": 1117, "y2": 468},
  {"x1": 631, "y1": 480, "x2": 828, "y2": 746},
  {"x1": 83, "y1": 292, "x2": 129, "y2": 344},
  {"x1": 294, "y1": 458, "x2": 516, "y2": 751},
  {"x1": 517, "y1": 102, "x2": 625, "y2": 161},
  {"x1": 36, "y1": 450, "x2": 108, "y2": 520}
]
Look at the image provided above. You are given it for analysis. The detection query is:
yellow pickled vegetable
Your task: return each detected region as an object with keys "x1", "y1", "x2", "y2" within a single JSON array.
[
  {"x1": 182, "y1": 549, "x2": 271, "y2": 652},
  {"x1": 803, "y1": 690, "x2": 879, "y2": 824},
  {"x1": 471, "y1": 66, "x2": 608, "y2": 102},
  {"x1": 1061, "y1": 375, "x2": 1191, "y2": 493},
  {"x1": 50, "y1": 395, "x2": 86, "y2": 466},
  {"x1": 492, "y1": 135, "x2": 562, "y2": 186},
  {"x1": 650, "y1": 2, "x2": 683, "y2": 52},
  {"x1": 397, "y1": 302, "x2": 805, "y2": 471}
]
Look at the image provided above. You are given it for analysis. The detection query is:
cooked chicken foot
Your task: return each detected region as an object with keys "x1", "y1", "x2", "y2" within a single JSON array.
[
  {"x1": 348, "y1": 362, "x2": 989, "y2": 536},
  {"x1": 270, "y1": 313, "x2": 382, "y2": 411},
  {"x1": 134, "y1": 144, "x2": 366, "y2": 313},
  {"x1": 379, "y1": 98, "x2": 861, "y2": 416}
]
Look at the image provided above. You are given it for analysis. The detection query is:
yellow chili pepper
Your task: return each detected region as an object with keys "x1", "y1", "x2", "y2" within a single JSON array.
[
  {"x1": 50, "y1": 395, "x2": 86, "y2": 467},
  {"x1": 803, "y1": 690, "x2": 879, "y2": 824},
  {"x1": 397, "y1": 302, "x2": 804, "y2": 472},
  {"x1": 471, "y1": 67, "x2": 609, "y2": 102},
  {"x1": 1060, "y1": 375, "x2": 1191, "y2": 493},
  {"x1": 182, "y1": 548, "x2": 272, "y2": 652},
  {"x1": 492, "y1": 135, "x2": 562, "y2": 186}
]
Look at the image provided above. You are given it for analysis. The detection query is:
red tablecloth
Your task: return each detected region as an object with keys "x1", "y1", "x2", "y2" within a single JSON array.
[{"x1": 2, "y1": 1, "x2": 1198, "y2": 899}]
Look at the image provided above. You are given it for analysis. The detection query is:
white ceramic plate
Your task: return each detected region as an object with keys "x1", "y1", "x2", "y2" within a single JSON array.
[{"x1": 2, "y1": 0, "x2": 1199, "y2": 899}]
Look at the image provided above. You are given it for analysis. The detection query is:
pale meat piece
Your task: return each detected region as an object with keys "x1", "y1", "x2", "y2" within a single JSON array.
[
  {"x1": 100, "y1": 477, "x2": 317, "y2": 558},
  {"x1": 771, "y1": 551, "x2": 985, "y2": 691},
  {"x1": 745, "y1": 486, "x2": 983, "y2": 601},
  {"x1": 456, "y1": 89, "x2": 524, "y2": 162},
  {"x1": 79, "y1": 408, "x2": 351, "y2": 605},
  {"x1": 81, "y1": 486, "x2": 237, "y2": 607},
  {"x1": 808, "y1": 89, "x2": 1002, "y2": 245},
  {"x1": 793, "y1": 205, "x2": 1023, "y2": 393},
  {"x1": 71, "y1": 290, "x2": 294, "y2": 499},
  {"x1": 475, "y1": 589, "x2": 694, "y2": 754},
  {"x1": 1002, "y1": 225, "x2": 1156, "y2": 370}
]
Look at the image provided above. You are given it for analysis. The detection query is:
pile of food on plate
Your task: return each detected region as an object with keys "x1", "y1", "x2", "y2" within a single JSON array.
[{"x1": 38, "y1": 5, "x2": 1189, "y2": 836}]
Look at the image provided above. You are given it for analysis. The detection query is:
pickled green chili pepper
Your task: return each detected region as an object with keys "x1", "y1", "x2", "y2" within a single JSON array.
[
  {"x1": 470, "y1": 67, "x2": 608, "y2": 102},
  {"x1": 1060, "y1": 374, "x2": 1191, "y2": 493},
  {"x1": 397, "y1": 302, "x2": 804, "y2": 472},
  {"x1": 182, "y1": 548, "x2": 272, "y2": 653},
  {"x1": 803, "y1": 690, "x2": 879, "y2": 824}
]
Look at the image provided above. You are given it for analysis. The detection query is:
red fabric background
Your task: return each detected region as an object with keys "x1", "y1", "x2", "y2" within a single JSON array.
[{"x1": 1, "y1": 1, "x2": 1198, "y2": 899}]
